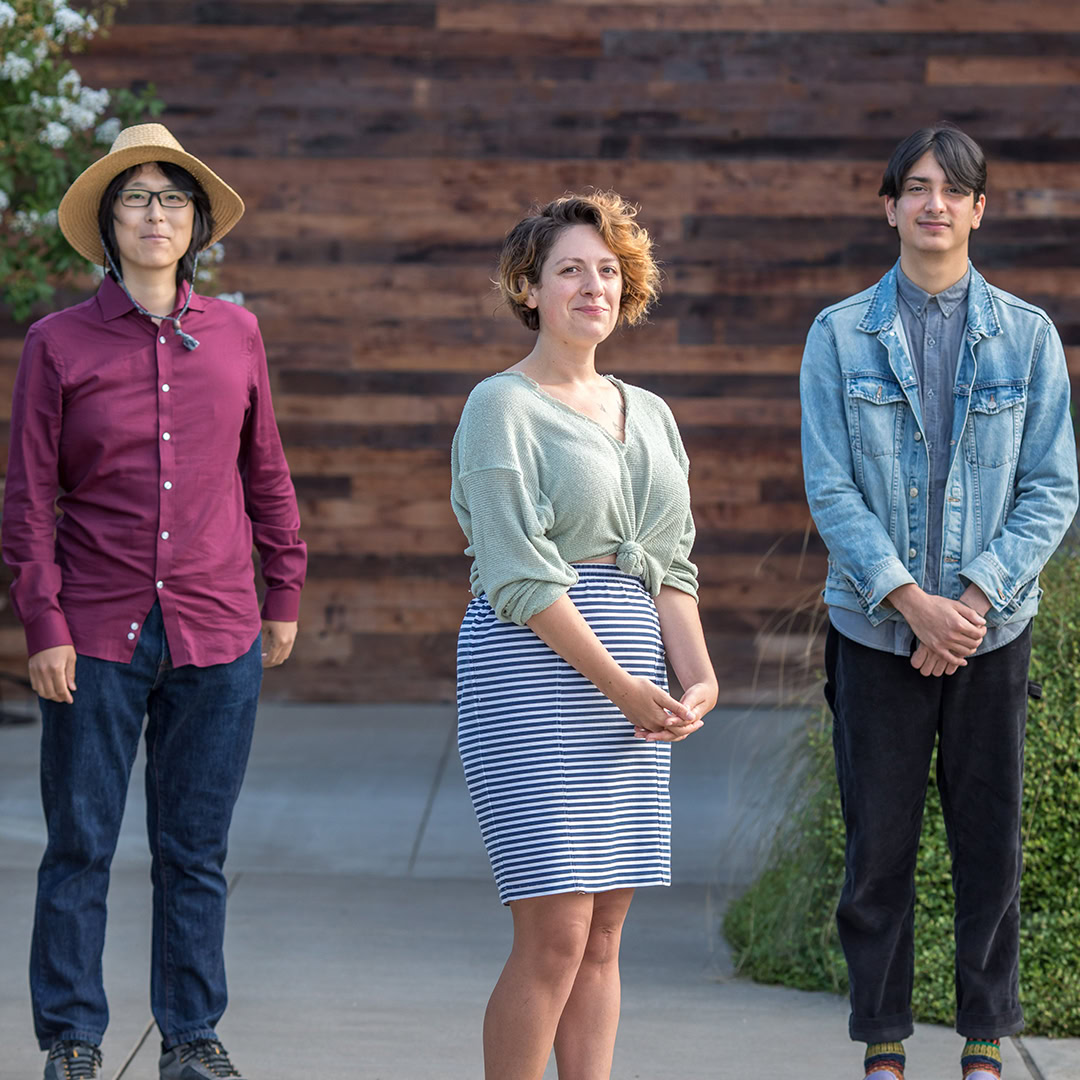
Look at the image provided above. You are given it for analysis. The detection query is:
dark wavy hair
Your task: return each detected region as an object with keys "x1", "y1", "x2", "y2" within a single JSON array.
[
  {"x1": 879, "y1": 124, "x2": 987, "y2": 202},
  {"x1": 97, "y1": 161, "x2": 215, "y2": 288}
]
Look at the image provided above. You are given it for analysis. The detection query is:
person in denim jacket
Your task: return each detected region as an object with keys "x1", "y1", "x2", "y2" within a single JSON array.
[{"x1": 800, "y1": 125, "x2": 1078, "y2": 1080}]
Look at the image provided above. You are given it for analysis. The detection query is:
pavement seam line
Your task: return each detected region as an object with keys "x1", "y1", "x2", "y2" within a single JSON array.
[
  {"x1": 1011, "y1": 1036, "x2": 1047, "y2": 1080},
  {"x1": 111, "y1": 873, "x2": 243, "y2": 1079},
  {"x1": 110, "y1": 1019, "x2": 154, "y2": 1080},
  {"x1": 407, "y1": 717, "x2": 456, "y2": 875}
]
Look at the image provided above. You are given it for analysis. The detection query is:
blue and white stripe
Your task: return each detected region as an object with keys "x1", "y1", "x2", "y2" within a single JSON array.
[{"x1": 457, "y1": 564, "x2": 672, "y2": 904}]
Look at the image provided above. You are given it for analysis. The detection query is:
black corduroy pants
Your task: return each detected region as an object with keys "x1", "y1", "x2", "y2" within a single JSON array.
[{"x1": 824, "y1": 622, "x2": 1031, "y2": 1043}]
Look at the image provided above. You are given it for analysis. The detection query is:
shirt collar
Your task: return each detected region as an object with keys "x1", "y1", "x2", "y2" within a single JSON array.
[
  {"x1": 897, "y1": 263, "x2": 970, "y2": 319},
  {"x1": 96, "y1": 274, "x2": 207, "y2": 322}
]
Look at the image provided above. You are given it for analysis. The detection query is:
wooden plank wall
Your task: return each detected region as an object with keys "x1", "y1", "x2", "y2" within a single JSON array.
[{"x1": 2, "y1": 0, "x2": 1078, "y2": 703}]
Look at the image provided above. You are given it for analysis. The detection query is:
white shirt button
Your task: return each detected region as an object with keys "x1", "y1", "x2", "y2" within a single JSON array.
[
  {"x1": 914, "y1": 431, "x2": 922, "y2": 441},
  {"x1": 161, "y1": 531, "x2": 169, "y2": 540},
  {"x1": 161, "y1": 383, "x2": 170, "y2": 392},
  {"x1": 127, "y1": 632, "x2": 135, "y2": 640},
  {"x1": 909, "y1": 487, "x2": 918, "y2": 498},
  {"x1": 156, "y1": 580, "x2": 164, "y2": 589},
  {"x1": 162, "y1": 432, "x2": 171, "y2": 441},
  {"x1": 163, "y1": 481, "x2": 172, "y2": 490},
  {"x1": 159, "y1": 336, "x2": 167, "y2": 344},
  {"x1": 130, "y1": 622, "x2": 139, "y2": 630},
  {"x1": 909, "y1": 547, "x2": 917, "y2": 558}
]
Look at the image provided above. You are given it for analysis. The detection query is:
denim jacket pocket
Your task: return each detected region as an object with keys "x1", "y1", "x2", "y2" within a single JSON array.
[
  {"x1": 967, "y1": 382, "x2": 1026, "y2": 468},
  {"x1": 847, "y1": 375, "x2": 907, "y2": 459}
]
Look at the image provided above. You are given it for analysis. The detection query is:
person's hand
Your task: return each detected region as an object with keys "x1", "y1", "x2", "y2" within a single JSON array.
[
  {"x1": 908, "y1": 583, "x2": 993, "y2": 677},
  {"x1": 889, "y1": 586, "x2": 986, "y2": 668},
  {"x1": 680, "y1": 680, "x2": 718, "y2": 723},
  {"x1": 261, "y1": 620, "x2": 297, "y2": 667},
  {"x1": 910, "y1": 642, "x2": 960, "y2": 678},
  {"x1": 611, "y1": 674, "x2": 702, "y2": 742},
  {"x1": 633, "y1": 679, "x2": 718, "y2": 741},
  {"x1": 29, "y1": 645, "x2": 77, "y2": 703}
]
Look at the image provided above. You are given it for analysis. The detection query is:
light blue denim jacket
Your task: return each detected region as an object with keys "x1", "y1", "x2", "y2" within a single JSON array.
[{"x1": 801, "y1": 261, "x2": 1078, "y2": 628}]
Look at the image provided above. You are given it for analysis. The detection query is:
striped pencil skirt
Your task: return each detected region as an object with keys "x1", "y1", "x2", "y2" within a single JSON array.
[{"x1": 456, "y1": 563, "x2": 672, "y2": 904}]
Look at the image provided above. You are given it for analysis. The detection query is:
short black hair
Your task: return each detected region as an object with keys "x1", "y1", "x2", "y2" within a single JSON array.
[
  {"x1": 97, "y1": 161, "x2": 215, "y2": 288},
  {"x1": 878, "y1": 124, "x2": 987, "y2": 202}
]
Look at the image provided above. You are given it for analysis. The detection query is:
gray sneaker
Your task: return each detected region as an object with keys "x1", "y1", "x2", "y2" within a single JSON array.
[
  {"x1": 159, "y1": 1038, "x2": 244, "y2": 1080},
  {"x1": 44, "y1": 1041, "x2": 103, "y2": 1080}
]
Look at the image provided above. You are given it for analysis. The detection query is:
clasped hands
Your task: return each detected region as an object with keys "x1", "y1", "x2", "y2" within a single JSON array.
[
  {"x1": 610, "y1": 674, "x2": 715, "y2": 743},
  {"x1": 888, "y1": 583, "x2": 991, "y2": 678}
]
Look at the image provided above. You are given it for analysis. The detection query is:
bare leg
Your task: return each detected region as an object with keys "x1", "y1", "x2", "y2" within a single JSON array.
[
  {"x1": 553, "y1": 889, "x2": 634, "y2": 1080},
  {"x1": 483, "y1": 892, "x2": 594, "y2": 1080}
]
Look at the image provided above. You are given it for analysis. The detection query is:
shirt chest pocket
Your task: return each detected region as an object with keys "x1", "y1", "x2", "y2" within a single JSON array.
[
  {"x1": 966, "y1": 382, "x2": 1026, "y2": 468},
  {"x1": 847, "y1": 375, "x2": 908, "y2": 458}
]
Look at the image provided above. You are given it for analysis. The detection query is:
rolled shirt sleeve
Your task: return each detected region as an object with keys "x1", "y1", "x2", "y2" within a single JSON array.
[
  {"x1": 658, "y1": 422, "x2": 699, "y2": 599},
  {"x1": 457, "y1": 466, "x2": 578, "y2": 624},
  {"x1": 660, "y1": 508, "x2": 699, "y2": 598},
  {"x1": 2, "y1": 327, "x2": 74, "y2": 656}
]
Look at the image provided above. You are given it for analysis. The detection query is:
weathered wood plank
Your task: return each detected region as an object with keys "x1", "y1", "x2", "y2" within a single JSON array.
[
  {"x1": 120, "y1": 2, "x2": 438, "y2": 27},
  {"x1": 437, "y1": 4, "x2": 1080, "y2": 33},
  {"x1": 274, "y1": 391, "x2": 801, "y2": 429},
  {"x1": 927, "y1": 56, "x2": 1080, "y2": 85}
]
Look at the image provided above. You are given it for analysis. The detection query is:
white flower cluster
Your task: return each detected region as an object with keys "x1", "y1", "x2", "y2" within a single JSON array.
[
  {"x1": 9, "y1": 207, "x2": 59, "y2": 235},
  {"x1": 0, "y1": 1, "x2": 16, "y2": 29},
  {"x1": 39, "y1": 120, "x2": 71, "y2": 148},
  {"x1": 49, "y1": 2, "x2": 93, "y2": 43},
  {"x1": 206, "y1": 241, "x2": 226, "y2": 264},
  {"x1": 95, "y1": 116, "x2": 121, "y2": 145},
  {"x1": 0, "y1": 189, "x2": 10, "y2": 214},
  {"x1": 0, "y1": 52, "x2": 33, "y2": 82},
  {"x1": 64, "y1": 85, "x2": 109, "y2": 129},
  {"x1": 32, "y1": 78, "x2": 110, "y2": 133},
  {"x1": 215, "y1": 291, "x2": 245, "y2": 306}
]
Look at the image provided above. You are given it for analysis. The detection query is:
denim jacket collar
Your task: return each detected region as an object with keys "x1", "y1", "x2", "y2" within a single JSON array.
[{"x1": 857, "y1": 260, "x2": 1002, "y2": 342}]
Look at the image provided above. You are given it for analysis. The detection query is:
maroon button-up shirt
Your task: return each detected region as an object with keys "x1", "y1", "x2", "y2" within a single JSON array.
[{"x1": 3, "y1": 276, "x2": 307, "y2": 667}]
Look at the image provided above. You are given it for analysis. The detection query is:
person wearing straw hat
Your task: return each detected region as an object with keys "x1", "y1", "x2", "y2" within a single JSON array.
[{"x1": 3, "y1": 124, "x2": 307, "y2": 1080}]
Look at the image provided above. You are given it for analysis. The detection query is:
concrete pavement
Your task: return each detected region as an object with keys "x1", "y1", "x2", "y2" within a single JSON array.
[{"x1": 1, "y1": 703, "x2": 1077, "y2": 1079}]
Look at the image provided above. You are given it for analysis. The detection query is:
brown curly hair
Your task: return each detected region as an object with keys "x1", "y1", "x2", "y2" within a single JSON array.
[{"x1": 496, "y1": 190, "x2": 661, "y2": 332}]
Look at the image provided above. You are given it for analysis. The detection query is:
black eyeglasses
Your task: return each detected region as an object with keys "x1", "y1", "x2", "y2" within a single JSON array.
[{"x1": 118, "y1": 189, "x2": 193, "y2": 209}]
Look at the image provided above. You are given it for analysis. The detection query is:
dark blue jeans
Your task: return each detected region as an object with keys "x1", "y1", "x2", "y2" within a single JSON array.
[
  {"x1": 825, "y1": 623, "x2": 1030, "y2": 1043},
  {"x1": 31, "y1": 602, "x2": 262, "y2": 1051}
]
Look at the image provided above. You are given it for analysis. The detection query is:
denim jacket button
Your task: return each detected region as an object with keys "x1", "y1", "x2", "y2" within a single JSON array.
[
  {"x1": 910, "y1": 487, "x2": 919, "y2": 498},
  {"x1": 909, "y1": 547, "x2": 917, "y2": 558},
  {"x1": 914, "y1": 431, "x2": 923, "y2": 441}
]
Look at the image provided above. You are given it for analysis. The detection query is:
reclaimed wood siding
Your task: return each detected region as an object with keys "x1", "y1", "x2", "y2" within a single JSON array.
[{"x1": 2, "y1": 0, "x2": 1079, "y2": 702}]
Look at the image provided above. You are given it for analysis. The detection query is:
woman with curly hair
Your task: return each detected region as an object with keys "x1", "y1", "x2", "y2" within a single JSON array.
[{"x1": 451, "y1": 191, "x2": 717, "y2": 1079}]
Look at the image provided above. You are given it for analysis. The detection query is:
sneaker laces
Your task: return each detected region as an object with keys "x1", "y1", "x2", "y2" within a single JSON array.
[
  {"x1": 48, "y1": 1042, "x2": 103, "y2": 1080},
  {"x1": 178, "y1": 1039, "x2": 242, "y2": 1079}
]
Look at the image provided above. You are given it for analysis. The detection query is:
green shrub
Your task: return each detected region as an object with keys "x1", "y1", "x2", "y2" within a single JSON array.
[
  {"x1": 0, "y1": 2, "x2": 161, "y2": 319},
  {"x1": 724, "y1": 552, "x2": 1080, "y2": 1036}
]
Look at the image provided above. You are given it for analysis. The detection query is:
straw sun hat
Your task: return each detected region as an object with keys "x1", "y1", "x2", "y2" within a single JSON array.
[{"x1": 57, "y1": 123, "x2": 245, "y2": 265}]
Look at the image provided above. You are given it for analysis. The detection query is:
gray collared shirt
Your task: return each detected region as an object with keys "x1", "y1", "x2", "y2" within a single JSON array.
[{"x1": 829, "y1": 265, "x2": 1029, "y2": 656}]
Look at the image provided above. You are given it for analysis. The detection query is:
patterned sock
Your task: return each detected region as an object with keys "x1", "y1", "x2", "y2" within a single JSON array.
[
  {"x1": 962, "y1": 1038, "x2": 1003, "y2": 1078},
  {"x1": 865, "y1": 1041, "x2": 906, "y2": 1079}
]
